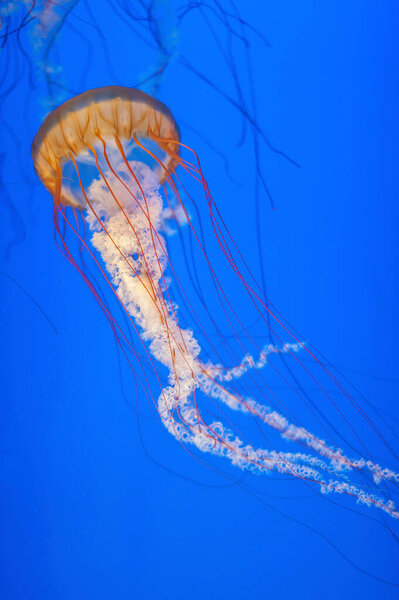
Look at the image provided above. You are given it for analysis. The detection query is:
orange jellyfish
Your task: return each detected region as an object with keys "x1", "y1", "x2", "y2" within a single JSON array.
[{"x1": 32, "y1": 86, "x2": 399, "y2": 519}]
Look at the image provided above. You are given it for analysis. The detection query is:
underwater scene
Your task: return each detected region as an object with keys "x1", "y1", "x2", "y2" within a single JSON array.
[{"x1": 1, "y1": 2, "x2": 398, "y2": 599}]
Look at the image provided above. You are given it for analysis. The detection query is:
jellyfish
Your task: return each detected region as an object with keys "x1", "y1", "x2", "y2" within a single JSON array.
[
  {"x1": 0, "y1": 0, "x2": 79, "y2": 107},
  {"x1": 31, "y1": 86, "x2": 399, "y2": 520}
]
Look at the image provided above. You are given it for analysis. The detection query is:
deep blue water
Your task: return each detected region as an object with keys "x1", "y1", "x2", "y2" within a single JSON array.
[{"x1": 1, "y1": 2, "x2": 399, "y2": 599}]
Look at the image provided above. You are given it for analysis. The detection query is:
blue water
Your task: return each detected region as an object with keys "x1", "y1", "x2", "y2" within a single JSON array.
[{"x1": 1, "y1": 2, "x2": 398, "y2": 599}]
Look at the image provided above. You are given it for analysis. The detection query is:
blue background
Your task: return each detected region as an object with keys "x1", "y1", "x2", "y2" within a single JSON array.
[{"x1": 1, "y1": 1, "x2": 398, "y2": 598}]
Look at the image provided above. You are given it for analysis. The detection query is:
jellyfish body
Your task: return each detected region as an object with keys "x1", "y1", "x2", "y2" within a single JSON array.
[{"x1": 32, "y1": 86, "x2": 399, "y2": 519}]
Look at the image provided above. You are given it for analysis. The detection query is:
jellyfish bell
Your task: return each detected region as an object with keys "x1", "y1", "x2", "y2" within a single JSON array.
[
  {"x1": 31, "y1": 86, "x2": 180, "y2": 206},
  {"x1": 32, "y1": 86, "x2": 399, "y2": 525}
]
